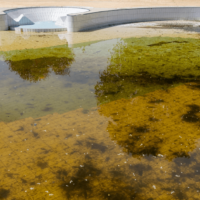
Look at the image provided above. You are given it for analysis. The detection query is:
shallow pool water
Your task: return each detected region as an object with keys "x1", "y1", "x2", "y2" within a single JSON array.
[
  {"x1": 1, "y1": 34, "x2": 200, "y2": 199},
  {"x1": 16, "y1": 21, "x2": 64, "y2": 30}
]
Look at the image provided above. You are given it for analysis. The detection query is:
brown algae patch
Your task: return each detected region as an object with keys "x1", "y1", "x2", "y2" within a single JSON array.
[
  {"x1": 99, "y1": 83, "x2": 200, "y2": 160},
  {"x1": 1, "y1": 84, "x2": 200, "y2": 199}
]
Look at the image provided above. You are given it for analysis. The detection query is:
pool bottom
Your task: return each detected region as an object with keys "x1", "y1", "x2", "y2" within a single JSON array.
[
  {"x1": 1, "y1": 83, "x2": 200, "y2": 199},
  {"x1": 11, "y1": 21, "x2": 67, "y2": 33}
]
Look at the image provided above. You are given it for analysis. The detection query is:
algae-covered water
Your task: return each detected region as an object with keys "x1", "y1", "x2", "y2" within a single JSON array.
[{"x1": 1, "y1": 34, "x2": 200, "y2": 199}]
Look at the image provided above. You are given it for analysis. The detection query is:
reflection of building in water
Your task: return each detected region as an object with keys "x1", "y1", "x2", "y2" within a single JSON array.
[
  {"x1": 58, "y1": 33, "x2": 73, "y2": 48},
  {"x1": 1, "y1": 44, "x2": 74, "y2": 82},
  {"x1": 0, "y1": 31, "x2": 17, "y2": 46}
]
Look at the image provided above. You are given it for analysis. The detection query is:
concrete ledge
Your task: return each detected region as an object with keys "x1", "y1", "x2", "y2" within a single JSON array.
[
  {"x1": 66, "y1": 7, "x2": 200, "y2": 32},
  {"x1": 0, "y1": 6, "x2": 200, "y2": 32},
  {"x1": 4, "y1": 6, "x2": 90, "y2": 31}
]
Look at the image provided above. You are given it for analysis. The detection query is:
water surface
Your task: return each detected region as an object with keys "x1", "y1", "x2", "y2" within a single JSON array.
[{"x1": 0, "y1": 35, "x2": 200, "y2": 200}]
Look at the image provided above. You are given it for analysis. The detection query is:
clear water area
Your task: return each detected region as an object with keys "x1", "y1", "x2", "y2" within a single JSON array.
[
  {"x1": 1, "y1": 36, "x2": 200, "y2": 199},
  {"x1": 17, "y1": 21, "x2": 64, "y2": 29}
]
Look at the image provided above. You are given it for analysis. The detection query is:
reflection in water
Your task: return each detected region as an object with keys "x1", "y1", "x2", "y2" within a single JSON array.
[
  {"x1": 7, "y1": 57, "x2": 72, "y2": 82},
  {"x1": 0, "y1": 39, "x2": 114, "y2": 122},
  {"x1": 2, "y1": 44, "x2": 74, "y2": 82}
]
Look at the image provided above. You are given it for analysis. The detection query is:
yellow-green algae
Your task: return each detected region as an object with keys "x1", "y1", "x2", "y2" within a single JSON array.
[{"x1": 108, "y1": 37, "x2": 200, "y2": 79}]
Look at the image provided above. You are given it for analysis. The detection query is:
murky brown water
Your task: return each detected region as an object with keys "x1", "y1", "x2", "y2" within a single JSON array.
[{"x1": 1, "y1": 25, "x2": 200, "y2": 199}]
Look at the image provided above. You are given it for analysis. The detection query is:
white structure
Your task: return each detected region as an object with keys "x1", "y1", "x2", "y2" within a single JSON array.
[{"x1": 0, "y1": 6, "x2": 200, "y2": 32}]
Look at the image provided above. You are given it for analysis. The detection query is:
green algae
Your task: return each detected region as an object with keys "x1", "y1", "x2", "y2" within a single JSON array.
[{"x1": 108, "y1": 37, "x2": 200, "y2": 79}]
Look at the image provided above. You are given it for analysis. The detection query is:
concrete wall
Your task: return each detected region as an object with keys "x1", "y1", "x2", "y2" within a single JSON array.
[
  {"x1": 0, "y1": 14, "x2": 8, "y2": 31},
  {"x1": 1, "y1": 6, "x2": 200, "y2": 32},
  {"x1": 4, "y1": 7, "x2": 90, "y2": 29},
  {"x1": 66, "y1": 7, "x2": 200, "y2": 32}
]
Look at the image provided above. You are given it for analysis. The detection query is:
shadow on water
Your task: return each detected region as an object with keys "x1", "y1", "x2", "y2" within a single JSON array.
[
  {"x1": 181, "y1": 104, "x2": 200, "y2": 123},
  {"x1": 58, "y1": 160, "x2": 138, "y2": 200},
  {"x1": 147, "y1": 40, "x2": 188, "y2": 47},
  {"x1": 0, "y1": 189, "x2": 10, "y2": 199}
]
